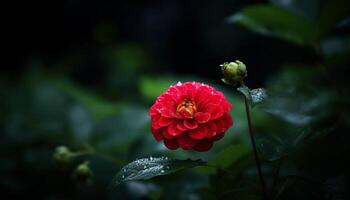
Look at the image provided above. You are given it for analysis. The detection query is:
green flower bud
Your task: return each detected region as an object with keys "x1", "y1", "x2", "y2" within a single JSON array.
[
  {"x1": 52, "y1": 145, "x2": 73, "y2": 167},
  {"x1": 73, "y1": 161, "x2": 93, "y2": 185},
  {"x1": 220, "y1": 60, "x2": 247, "y2": 85}
]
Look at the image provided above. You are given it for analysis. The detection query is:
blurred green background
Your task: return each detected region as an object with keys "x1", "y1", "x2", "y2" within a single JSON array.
[{"x1": 1, "y1": 0, "x2": 350, "y2": 199}]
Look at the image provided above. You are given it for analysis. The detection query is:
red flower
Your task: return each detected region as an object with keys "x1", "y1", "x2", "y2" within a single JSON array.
[{"x1": 149, "y1": 82, "x2": 233, "y2": 152}]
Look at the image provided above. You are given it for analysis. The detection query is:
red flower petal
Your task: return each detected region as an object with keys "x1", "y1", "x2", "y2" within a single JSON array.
[
  {"x1": 214, "y1": 119, "x2": 226, "y2": 132},
  {"x1": 158, "y1": 116, "x2": 174, "y2": 127},
  {"x1": 151, "y1": 115, "x2": 161, "y2": 130},
  {"x1": 211, "y1": 132, "x2": 225, "y2": 141},
  {"x1": 189, "y1": 125, "x2": 208, "y2": 140},
  {"x1": 164, "y1": 139, "x2": 179, "y2": 150},
  {"x1": 207, "y1": 94, "x2": 222, "y2": 105},
  {"x1": 211, "y1": 106, "x2": 224, "y2": 120},
  {"x1": 177, "y1": 133, "x2": 198, "y2": 149},
  {"x1": 194, "y1": 112, "x2": 210, "y2": 123},
  {"x1": 183, "y1": 120, "x2": 198, "y2": 129},
  {"x1": 195, "y1": 90, "x2": 211, "y2": 108},
  {"x1": 222, "y1": 113, "x2": 233, "y2": 128},
  {"x1": 167, "y1": 123, "x2": 183, "y2": 136},
  {"x1": 206, "y1": 121, "x2": 218, "y2": 138},
  {"x1": 194, "y1": 139, "x2": 213, "y2": 152},
  {"x1": 162, "y1": 128, "x2": 176, "y2": 139},
  {"x1": 151, "y1": 128, "x2": 163, "y2": 141},
  {"x1": 176, "y1": 122, "x2": 187, "y2": 131},
  {"x1": 149, "y1": 81, "x2": 233, "y2": 152}
]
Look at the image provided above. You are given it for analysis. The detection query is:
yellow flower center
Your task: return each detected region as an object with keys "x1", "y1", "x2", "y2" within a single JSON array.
[{"x1": 176, "y1": 99, "x2": 197, "y2": 117}]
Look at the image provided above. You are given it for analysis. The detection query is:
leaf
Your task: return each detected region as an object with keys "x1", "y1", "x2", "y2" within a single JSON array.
[
  {"x1": 114, "y1": 157, "x2": 206, "y2": 185},
  {"x1": 321, "y1": 36, "x2": 350, "y2": 57},
  {"x1": 237, "y1": 86, "x2": 267, "y2": 107},
  {"x1": 92, "y1": 106, "x2": 149, "y2": 148},
  {"x1": 258, "y1": 137, "x2": 285, "y2": 161},
  {"x1": 228, "y1": 4, "x2": 318, "y2": 46},
  {"x1": 250, "y1": 88, "x2": 267, "y2": 105},
  {"x1": 269, "y1": 0, "x2": 319, "y2": 21},
  {"x1": 208, "y1": 144, "x2": 251, "y2": 169},
  {"x1": 262, "y1": 66, "x2": 335, "y2": 126},
  {"x1": 317, "y1": 0, "x2": 350, "y2": 34},
  {"x1": 139, "y1": 76, "x2": 173, "y2": 100},
  {"x1": 53, "y1": 78, "x2": 122, "y2": 119},
  {"x1": 237, "y1": 85, "x2": 251, "y2": 101},
  {"x1": 196, "y1": 144, "x2": 251, "y2": 174}
]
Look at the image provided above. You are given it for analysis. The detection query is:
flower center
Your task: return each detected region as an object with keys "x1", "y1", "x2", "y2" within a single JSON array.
[{"x1": 176, "y1": 99, "x2": 197, "y2": 117}]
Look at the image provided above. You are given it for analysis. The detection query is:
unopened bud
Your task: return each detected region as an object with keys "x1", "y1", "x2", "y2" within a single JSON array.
[
  {"x1": 52, "y1": 145, "x2": 73, "y2": 167},
  {"x1": 220, "y1": 60, "x2": 247, "y2": 85},
  {"x1": 73, "y1": 161, "x2": 93, "y2": 185}
]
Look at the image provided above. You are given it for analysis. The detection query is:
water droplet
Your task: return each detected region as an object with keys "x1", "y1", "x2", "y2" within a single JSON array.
[
  {"x1": 122, "y1": 175, "x2": 125, "y2": 179},
  {"x1": 176, "y1": 81, "x2": 182, "y2": 86},
  {"x1": 149, "y1": 156, "x2": 153, "y2": 161},
  {"x1": 160, "y1": 170, "x2": 165, "y2": 173}
]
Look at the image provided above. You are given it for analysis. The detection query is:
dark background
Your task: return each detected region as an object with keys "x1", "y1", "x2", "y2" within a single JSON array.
[
  {"x1": 6, "y1": 0, "x2": 313, "y2": 87},
  {"x1": 1, "y1": 0, "x2": 350, "y2": 199}
]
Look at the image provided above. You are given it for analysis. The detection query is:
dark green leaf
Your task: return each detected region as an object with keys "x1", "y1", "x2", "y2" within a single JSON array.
[
  {"x1": 317, "y1": 0, "x2": 350, "y2": 34},
  {"x1": 209, "y1": 144, "x2": 250, "y2": 169},
  {"x1": 114, "y1": 157, "x2": 206, "y2": 185},
  {"x1": 53, "y1": 79, "x2": 122, "y2": 119},
  {"x1": 238, "y1": 86, "x2": 267, "y2": 107},
  {"x1": 237, "y1": 85, "x2": 251, "y2": 101},
  {"x1": 250, "y1": 88, "x2": 267, "y2": 106},
  {"x1": 139, "y1": 76, "x2": 174, "y2": 100},
  {"x1": 269, "y1": 0, "x2": 319, "y2": 21},
  {"x1": 228, "y1": 4, "x2": 318, "y2": 46},
  {"x1": 321, "y1": 36, "x2": 350, "y2": 56}
]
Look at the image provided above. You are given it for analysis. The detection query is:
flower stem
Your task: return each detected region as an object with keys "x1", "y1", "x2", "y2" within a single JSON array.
[
  {"x1": 240, "y1": 81, "x2": 269, "y2": 200},
  {"x1": 72, "y1": 145, "x2": 125, "y2": 166}
]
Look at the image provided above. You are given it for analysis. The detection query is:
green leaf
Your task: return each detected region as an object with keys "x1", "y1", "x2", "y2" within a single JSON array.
[
  {"x1": 269, "y1": 0, "x2": 319, "y2": 21},
  {"x1": 250, "y1": 88, "x2": 267, "y2": 105},
  {"x1": 317, "y1": 0, "x2": 350, "y2": 35},
  {"x1": 53, "y1": 79, "x2": 122, "y2": 119},
  {"x1": 92, "y1": 107, "x2": 149, "y2": 148},
  {"x1": 321, "y1": 36, "x2": 350, "y2": 57},
  {"x1": 228, "y1": 4, "x2": 318, "y2": 46},
  {"x1": 238, "y1": 86, "x2": 267, "y2": 107},
  {"x1": 139, "y1": 76, "x2": 173, "y2": 100},
  {"x1": 114, "y1": 157, "x2": 205, "y2": 185},
  {"x1": 209, "y1": 144, "x2": 250, "y2": 169},
  {"x1": 237, "y1": 85, "x2": 251, "y2": 101}
]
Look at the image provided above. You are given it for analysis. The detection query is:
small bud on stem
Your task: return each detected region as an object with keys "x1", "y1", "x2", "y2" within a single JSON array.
[
  {"x1": 52, "y1": 146, "x2": 74, "y2": 167},
  {"x1": 73, "y1": 161, "x2": 93, "y2": 185},
  {"x1": 220, "y1": 60, "x2": 247, "y2": 85}
]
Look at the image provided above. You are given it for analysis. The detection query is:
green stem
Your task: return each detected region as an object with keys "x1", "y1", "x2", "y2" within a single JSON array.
[
  {"x1": 72, "y1": 147, "x2": 124, "y2": 166},
  {"x1": 240, "y1": 81, "x2": 269, "y2": 200}
]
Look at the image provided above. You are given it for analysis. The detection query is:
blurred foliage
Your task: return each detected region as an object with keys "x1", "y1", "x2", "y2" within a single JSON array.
[{"x1": 1, "y1": 0, "x2": 350, "y2": 199}]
